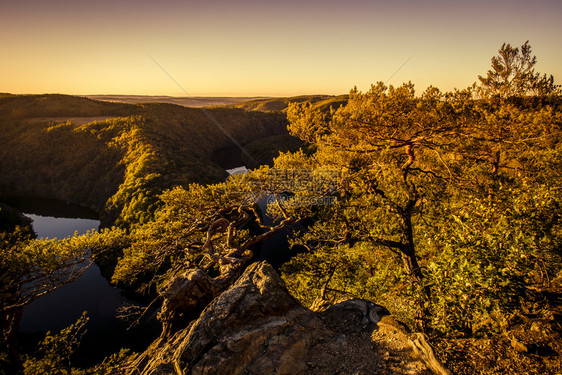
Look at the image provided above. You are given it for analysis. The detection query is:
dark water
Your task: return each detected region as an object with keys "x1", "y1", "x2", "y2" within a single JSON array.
[
  {"x1": 212, "y1": 145, "x2": 245, "y2": 169},
  {"x1": 3, "y1": 197, "x2": 98, "y2": 220},
  {"x1": 23, "y1": 213, "x2": 99, "y2": 240},
  {"x1": 5, "y1": 197, "x2": 158, "y2": 365},
  {"x1": 252, "y1": 194, "x2": 307, "y2": 269}
]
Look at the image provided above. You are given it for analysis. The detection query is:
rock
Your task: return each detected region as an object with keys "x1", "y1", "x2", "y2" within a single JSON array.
[
  {"x1": 319, "y1": 299, "x2": 390, "y2": 330},
  {"x1": 157, "y1": 269, "x2": 217, "y2": 336},
  {"x1": 172, "y1": 262, "x2": 308, "y2": 375},
  {"x1": 159, "y1": 269, "x2": 216, "y2": 313},
  {"x1": 132, "y1": 261, "x2": 445, "y2": 375}
]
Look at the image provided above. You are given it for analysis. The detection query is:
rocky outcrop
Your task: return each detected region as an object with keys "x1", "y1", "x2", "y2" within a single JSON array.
[
  {"x1": 129, "y1": 262, "x2": 447, "y2": 375},
  {"x1": 157, "y1": 269, "x2": 218, "y2": 336}
]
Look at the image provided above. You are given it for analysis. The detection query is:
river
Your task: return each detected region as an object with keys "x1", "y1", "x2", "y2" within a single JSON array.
[{"x1": 4, "y1": 197, "x2": 158, "y2": 366}]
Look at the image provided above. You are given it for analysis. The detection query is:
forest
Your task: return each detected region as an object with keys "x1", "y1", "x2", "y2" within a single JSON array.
[{"x1": 1, "y1": 42, "x2": 561, "y2": 374}]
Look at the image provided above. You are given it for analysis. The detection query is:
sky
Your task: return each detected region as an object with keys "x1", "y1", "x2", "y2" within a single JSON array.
[{"x1": 1, "y1": 0, "x2": 561, "y2": 97}]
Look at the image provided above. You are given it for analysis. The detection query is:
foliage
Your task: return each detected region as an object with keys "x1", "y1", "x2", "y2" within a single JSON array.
[
  {"x1": 232, "y1": 95, "x2": 348, "y2": 112},
  {"x1": 110, "y1": 178, "x2": 298, "y2": 296},
  {"x1": 278, "y1": 82, "x2": 473, "y2": 329},
  {"x1": 277, "y1": 43, "x2": 562, "y2": 334},
  {"x1": 22, "y1": 314, "x2": 131, "y2": 375},
  {"x1": 478, "y1": 41, "x2": 561, "y2": 98},
  {"x1": 23, "y1": 312, "x2": 89, "y2": 375},
  {"x1": 0, "y1": 229, "x2": 128, "y2": 313},
  {"x1": 110, "y1": 184, "x2": 228, "y2": 289},
  {"x1": 426, "y1": 181, "x2": 562, "y2": 334}
]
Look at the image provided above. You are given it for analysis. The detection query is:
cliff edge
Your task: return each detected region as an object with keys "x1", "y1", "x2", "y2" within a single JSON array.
[{"x1": 128, "y1": 262, "x2": 449, "y2": 375}]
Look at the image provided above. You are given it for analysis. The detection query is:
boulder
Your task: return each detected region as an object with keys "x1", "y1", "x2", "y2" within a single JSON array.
[{"x1": 132, "y1": 261, "x2": 446, "y2": 375}]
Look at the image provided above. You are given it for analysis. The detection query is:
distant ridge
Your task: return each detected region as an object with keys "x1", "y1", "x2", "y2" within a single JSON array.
[
  {"x1": 84, "y1": 95, "x2": 272, "y2": 108},
  {"x1": 230, "y1": 95, "x2": 349, "y2": 112},
  {"x1": 83, "y1": 95, "x2": 349, "y2": 111}
]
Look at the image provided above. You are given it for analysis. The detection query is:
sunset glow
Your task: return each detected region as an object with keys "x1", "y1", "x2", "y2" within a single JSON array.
[{"x1": 2, "y1": 0, "x2": 561, "y2": 96}]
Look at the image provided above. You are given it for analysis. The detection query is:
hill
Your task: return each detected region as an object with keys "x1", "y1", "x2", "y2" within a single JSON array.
[
  {"x1": 0, "y1": 94, "x2": 294, "y2": 226},
  {"x1": 85, "y1": 95, "x2": 270, "y2": 108},
  {"x1": 231, "y1": 95, "x2": 348, "y2": 112},
  {"x1": 0, "y1": 93, "x2": 134, "y2": 119}
]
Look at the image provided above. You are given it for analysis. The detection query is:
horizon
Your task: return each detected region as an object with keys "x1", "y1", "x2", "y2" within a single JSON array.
[
  {"x1": 2, "y1": 93, "x2": 341, "y2": 99},
  {"x1": 2, "y1": 0, "x2": 562, "y2": 96}
]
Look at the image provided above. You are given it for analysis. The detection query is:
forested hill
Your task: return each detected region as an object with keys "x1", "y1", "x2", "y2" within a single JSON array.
[
  {"x1": 0, "y1": 94, "x2": 289, "y2": 226},
  {"x1": 0, "y1": 93, "x2": 134, "y2": 118},
  {"x1": 230, "y1": 94, "x2": 349, "y2": 112}
]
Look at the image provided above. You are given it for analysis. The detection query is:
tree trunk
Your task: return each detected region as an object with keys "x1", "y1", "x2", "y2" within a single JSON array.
[{"x1": 399, "y1": 211, "x2": 430, "y2": 332}]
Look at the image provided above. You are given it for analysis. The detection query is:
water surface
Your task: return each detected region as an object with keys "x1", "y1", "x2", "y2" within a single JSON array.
[{"x1": 6, "y1": 197, "x2": 158, "y2": 364}]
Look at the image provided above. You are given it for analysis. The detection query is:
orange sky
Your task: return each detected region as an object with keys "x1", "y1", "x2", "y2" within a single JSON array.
[{"x1": 1, "y1": 0, "x2": 561, "y2": 96}]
